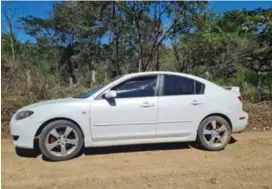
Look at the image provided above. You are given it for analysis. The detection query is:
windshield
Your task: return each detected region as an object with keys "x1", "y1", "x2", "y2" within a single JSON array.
[
  {"x1": 74, "y1": 87, "x2": 102, "y2": 98},
  {"x1": 73, "y1": 75, "x2": 123, "y2": 99}
]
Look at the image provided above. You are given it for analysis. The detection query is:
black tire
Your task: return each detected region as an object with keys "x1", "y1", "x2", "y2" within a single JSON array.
[
  {"x1": 39, "y1": 120, "x2": 84, "y2": 161},
  {"x1": 197, "y1": 116, "x2": 231, "y2": 151}
]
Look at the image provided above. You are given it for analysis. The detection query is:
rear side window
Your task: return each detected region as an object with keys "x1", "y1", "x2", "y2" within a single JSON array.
[
  {"x1": 162, "y1": 75, "x2": 205, "y2": 96},
  {"x1": 163, "y1": 75, "x2": 194, "y2": 95}
]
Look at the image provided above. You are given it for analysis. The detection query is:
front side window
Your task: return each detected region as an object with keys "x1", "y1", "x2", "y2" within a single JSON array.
[
  {"x1": 112, "y1": 76, "x2": 157, "y2": 98},
  {"x1": 162, "y1": 75, "x2": 205, "y2": 96}
]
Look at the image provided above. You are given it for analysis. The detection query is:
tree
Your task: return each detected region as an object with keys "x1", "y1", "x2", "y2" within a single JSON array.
[
  {"x1": 1, "y1": 2, "x2": 20, "y2": 65},
  {"x1": 120, "y1": 1, "x2": 207, "y2": 72},
  {"x1": 238, "y1": 8, "x2": 272, "y2": 100},
  {"x1": 20, "y1": 2, "x2": 108, "y2": 84},
  {"x1": 4, "y1": 2, "x2": 270, "y2": 101}
]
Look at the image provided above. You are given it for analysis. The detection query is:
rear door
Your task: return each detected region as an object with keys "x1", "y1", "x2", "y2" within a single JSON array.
[{"x1": 157, "y1": 74, "x2": 206, "y2": 138}]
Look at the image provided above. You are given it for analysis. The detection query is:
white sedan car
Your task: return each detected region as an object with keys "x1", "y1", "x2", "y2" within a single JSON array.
[{"x1": 10, "y1": 71, "x2": 248, "y2": 161}]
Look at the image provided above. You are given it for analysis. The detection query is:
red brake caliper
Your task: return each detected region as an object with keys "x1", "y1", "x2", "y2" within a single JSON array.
[
  {"x1": 49, "y1": 136, "x2": 57, "y2": 143},
  {"x1": 216, "y1": 122, "x2": 221, "y2": 129}
]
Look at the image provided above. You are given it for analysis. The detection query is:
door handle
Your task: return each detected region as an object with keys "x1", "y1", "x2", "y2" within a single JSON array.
[
  {"x1": 190, "y1": 100, "x2": 202, "y2": 105},
  {"x1": 140, "y1": 102, "x2": 154, "y2": 108}
]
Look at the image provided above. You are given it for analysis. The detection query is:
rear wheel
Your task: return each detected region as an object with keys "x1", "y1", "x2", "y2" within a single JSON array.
[
  {"x1": 197, "y1": 116, "x2": 231, "y2": 151},
  {"x1": 39, "y1": 120, "x2": 84, "y2": 161}
]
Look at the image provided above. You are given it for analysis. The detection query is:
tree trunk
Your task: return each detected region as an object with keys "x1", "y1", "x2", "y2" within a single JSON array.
[
  {"x1": 256, "y1": 71, "x2": 262, "y2": 101},
  {"x1": 104, "y1": 72, "x2": 108, "y2": 83},
  {"x1": 6, "y1": 16, "x2": 15, "y2": 66},
  {"x1": 92, "y1": 70, "x2": 96, "y2": 84},
  {"x1": 69, "y1": 77, "x2": 73, "y2": 88},
  {"x1": 113, "y1": 3, "x2": 122, "y2": 76},
  {"x1": 67, "y1": 58, "x2": 76, "y2": 84},
  {"x1": 26, "y1": 70, "x2": 32, "y2": 89},
  {"x1": 138, "y1": 56, "x2": 142, "y2": 72},
  {"x1": 156, "y1": 46, "x2": 160, "y2": 71}
]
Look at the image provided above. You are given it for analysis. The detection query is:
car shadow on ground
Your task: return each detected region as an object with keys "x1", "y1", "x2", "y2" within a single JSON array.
[
  {"x1": 15, "y1": 136, "x2": 237, "y2": 161},
  {"x1": 83, "y1": 141, "x2": 192, "y2": 156},
  {"x1": 15, "y1": 147, "x2": 41, "y2": 158}
]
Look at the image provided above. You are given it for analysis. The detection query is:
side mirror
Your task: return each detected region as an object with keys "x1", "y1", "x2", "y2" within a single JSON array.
[{"x1": 104, "y1": 90, "x2": 117, "y2": 99}]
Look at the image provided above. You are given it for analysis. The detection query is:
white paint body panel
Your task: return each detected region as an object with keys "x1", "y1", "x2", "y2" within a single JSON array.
[
  {"x1": 10, "y1": 71, "x2": 248, "y2": 149},
  {"x1": 90, "y1": 97, "x2": 158, "y2": 141},
  {"x1": 157, "y1": 95, "x2": 203, "y2": 138}
]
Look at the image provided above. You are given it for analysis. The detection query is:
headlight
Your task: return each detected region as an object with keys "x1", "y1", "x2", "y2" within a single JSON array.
[{"x1": 15, "y1": 110, "x2": 34, "y2": 120}]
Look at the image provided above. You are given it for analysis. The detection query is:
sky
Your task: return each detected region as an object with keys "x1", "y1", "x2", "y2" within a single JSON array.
[{"x1": 1, "y1": 1, "x2": 272, "y2": 43}]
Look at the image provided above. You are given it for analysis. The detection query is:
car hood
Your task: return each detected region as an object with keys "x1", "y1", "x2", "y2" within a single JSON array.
[{"x1": 19, "y1": 97, "x2": 84, "y2": 111}]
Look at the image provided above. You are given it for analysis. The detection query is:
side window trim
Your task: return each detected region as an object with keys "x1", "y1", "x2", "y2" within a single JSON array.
[
  {"x1": 201, "y1": 82, "x2": 205, "y2": 94},
  {"x1": 157, "y1": 74, "x2": 164, "y2": 96},
  {"x1": 193, "y1": 80, "x2": 196, "y2": 94},
  {"x1": 154, "y1": 74, "x2": 161, "y2": 97}
]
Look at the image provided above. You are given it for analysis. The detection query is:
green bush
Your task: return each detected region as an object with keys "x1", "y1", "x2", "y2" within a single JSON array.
[{"x1": 212, "y1": 69, "x2": 271, "y2": 101}]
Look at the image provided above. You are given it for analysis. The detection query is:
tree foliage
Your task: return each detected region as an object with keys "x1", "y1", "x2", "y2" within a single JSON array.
[{"x1": 1, "y1": 2, "x2": 272, "y2": 101}]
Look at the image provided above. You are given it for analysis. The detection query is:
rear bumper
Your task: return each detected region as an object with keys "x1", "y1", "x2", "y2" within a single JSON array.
[{"x1": 232, "y1": 111, "x2": 248, "y2": 133}]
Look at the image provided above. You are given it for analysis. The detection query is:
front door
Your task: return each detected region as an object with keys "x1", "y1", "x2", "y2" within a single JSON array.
[{"x1": 90, "y1": 75, "x2": 159, "y2": 141}]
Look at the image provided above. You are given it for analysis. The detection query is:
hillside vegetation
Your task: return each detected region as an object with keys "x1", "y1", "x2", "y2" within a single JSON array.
[{"x1": 1, "y1": 2, "x2": 272, "y2": 136}]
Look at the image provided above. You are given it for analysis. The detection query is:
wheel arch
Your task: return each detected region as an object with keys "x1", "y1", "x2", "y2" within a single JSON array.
[
  {"x1": 35, "y1": 117, "x2": 85, "y2": 139},
  {"x1": 200, "y1": 113, "x2": 232, "y2": 130}
]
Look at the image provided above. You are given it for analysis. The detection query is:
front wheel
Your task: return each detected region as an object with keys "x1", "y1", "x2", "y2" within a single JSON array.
[
  {"x1": 39, "y1": 120, "x2": 84, "y2": 161},
  {"x1": 197, "y1": 116, "x2": 231, "y2": 151}
]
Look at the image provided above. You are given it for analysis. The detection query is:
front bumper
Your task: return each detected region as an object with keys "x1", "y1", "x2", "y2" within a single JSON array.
[
  {"x1": 232, "y1": 111, "x2": 249, "y2": 133},
  {"x1": 10, "y1": 116, "x2": 40, "y2": 149}
]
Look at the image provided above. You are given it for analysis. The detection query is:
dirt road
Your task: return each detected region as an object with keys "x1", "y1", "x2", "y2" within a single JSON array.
[{"x1": 2, "y1": 132, "x2": 272, "y2": 189}]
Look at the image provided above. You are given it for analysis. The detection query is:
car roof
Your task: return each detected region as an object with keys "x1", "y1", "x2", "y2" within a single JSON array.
[
  {"x1": 123, "y1": 71, "x2": 210, "y2": 84},
  {"x1": 124, "y1": 71, "x2": 191, "y2": 77}
]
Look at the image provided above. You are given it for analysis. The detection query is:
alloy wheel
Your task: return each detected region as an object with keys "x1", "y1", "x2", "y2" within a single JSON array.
[
  {"x1": 203, "y1": 120, "x2": 228, "y2": 147},
  {"x1": 45, "y1": 126, "x2": 79, "y2": 157}
]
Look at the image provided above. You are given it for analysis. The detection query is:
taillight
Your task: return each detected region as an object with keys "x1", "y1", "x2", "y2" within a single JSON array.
[{"x1": 238, "y1": 95, "x2": 243, "y2": 103}]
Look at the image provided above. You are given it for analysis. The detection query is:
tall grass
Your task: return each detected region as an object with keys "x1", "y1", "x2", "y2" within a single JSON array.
[{"x1": 1, "y1": 59, "x2": 87, "y2": 124}]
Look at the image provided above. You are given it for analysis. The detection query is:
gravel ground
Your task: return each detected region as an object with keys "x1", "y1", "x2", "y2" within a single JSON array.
[{"x1": 1, "y1": 131, "x2": 272, "y2": 189}]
